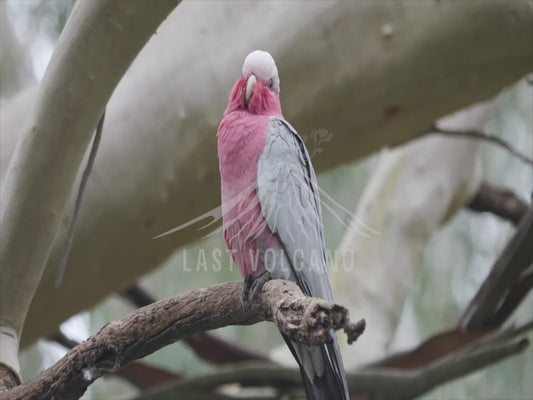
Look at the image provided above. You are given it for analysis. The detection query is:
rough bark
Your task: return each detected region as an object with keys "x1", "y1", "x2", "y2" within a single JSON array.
[
  {"x1": 49, "y1": 330, "x2": 182, "y2": 389},
  {"x1": 2, "y1": 280, "x2": 361, "y2": 400},
  {"x1": 0, "y1": 1, "x2": 531, "y2": 347},
  {"x1": 122, "y1": 285, "x2": 272, "y2": 364},
  {"x1": 0, "y1": 0, "x2": 178, "y2": 382}
]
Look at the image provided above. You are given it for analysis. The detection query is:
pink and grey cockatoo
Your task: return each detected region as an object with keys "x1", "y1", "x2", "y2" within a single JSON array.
[{"x1": 217, "y1": 50, "x2": 349, "y2": 400}]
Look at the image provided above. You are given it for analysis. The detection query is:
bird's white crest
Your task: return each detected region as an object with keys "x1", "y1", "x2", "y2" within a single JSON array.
[{"x1": 242, "y1": 50, "x2": 280, "y2": 92}]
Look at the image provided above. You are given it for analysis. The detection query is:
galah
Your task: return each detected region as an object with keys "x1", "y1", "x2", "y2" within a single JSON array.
[{"x1": 217, "y1": 50, "x2": 349, "y2": 400}]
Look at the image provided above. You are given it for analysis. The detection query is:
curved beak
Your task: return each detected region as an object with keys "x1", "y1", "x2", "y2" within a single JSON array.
[{"x1": 245, "y1": 74, "x2": 257, "y2": 106}]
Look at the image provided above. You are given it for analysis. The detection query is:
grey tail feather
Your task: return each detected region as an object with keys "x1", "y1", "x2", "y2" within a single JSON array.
[{"x1": 282, "y1": 333, "x2": 349, "y2": 400}]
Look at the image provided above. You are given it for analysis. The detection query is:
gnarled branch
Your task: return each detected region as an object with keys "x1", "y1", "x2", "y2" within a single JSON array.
[
  {"x1": 122, "y1": 285, "x2": 272, "y2": 365},
  {"x1": 4, "y1": 280, "x2": 363, "y2": 400}
]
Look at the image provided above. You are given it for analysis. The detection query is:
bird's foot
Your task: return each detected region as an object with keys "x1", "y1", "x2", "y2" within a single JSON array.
[
  {"x1": 250, "y1": 271, "x2": 271, "y2": 302},
  {"x1": 241, "y1": 271, "x2": 271, "y2": 308},
  {"x1": 241, "y1": 275, "x2": 254, "y2": 308}
]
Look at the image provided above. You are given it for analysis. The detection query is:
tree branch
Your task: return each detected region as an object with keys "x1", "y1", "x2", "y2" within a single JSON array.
[
  {"x1": 4, "y1": 280, "x2": 363, "y2": 400},
  {"x1": 48, "y1": 330, "x2": 181, "y2": 390},
  {"x1": 430, "y1": 125, "x2": 533, "y2": 166},
  {"x1": 489, "y1": 267, "x2": 533, "y2": 327},
  {"x1": 122, "y1": 285, "x2": 273, "y2": 365},
  {"x1": 55, "y1": 111, "x2": 106, "y2": 287},
  {"x1": 48, "y1": 330, "x2": 80, "y2": 350},
  {"x1": 347, "y1": 329, "x2": 530, "y2": 400},
  {"x1": 467, "y1": 181, "x2": 530, "y2": 226},
  {"x1": 460, "y1": 205, "x2": 533, "y2": 330},
  {"x1": 130, "y1": 325, "x2": 531, "y2": 400},
  {"x1": 0, "y1": 0, "x2": 179, "y2": 382},
  {"x1": 133, "y1": 364, "x2": 303, "y2": 400}
]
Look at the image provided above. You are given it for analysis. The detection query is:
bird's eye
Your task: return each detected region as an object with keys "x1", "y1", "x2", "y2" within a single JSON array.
[{"x1": 267, "y1": 79, "x2": 274, "y2": 90}]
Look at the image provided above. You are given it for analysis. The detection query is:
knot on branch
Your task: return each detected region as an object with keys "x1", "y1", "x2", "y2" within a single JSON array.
[
  {"x1": 345, "y1": 318, "x2": 366, "y2": 344},
  {"x1": 274, "y1": 298, "x2": 348, "y2": 345},
  {"x1": 260, "y1": 280, "x2": 365, "y2": 346}
]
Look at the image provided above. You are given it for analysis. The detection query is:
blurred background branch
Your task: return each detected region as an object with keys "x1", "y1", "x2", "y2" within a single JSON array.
[
  {"x1": 460, "y1": 206, "x2": 533, "y2": 330},
  {"x1": 467, "y1": 182, "x2": 529, "y2": 226},
  {"x1": 127, "y1": 326, "x2": 531, "y2": 400},
  {"x1": 429, "y1": 126, "x2": 533, "y2": 167}
]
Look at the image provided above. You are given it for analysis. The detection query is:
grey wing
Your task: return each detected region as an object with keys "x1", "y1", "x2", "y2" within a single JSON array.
[
  {"x1": 257, "y1": 117, "x2": 334, "y2": 302},
  {"x1": 257, "y1": 118, "x2": 349, "y2": 400}
]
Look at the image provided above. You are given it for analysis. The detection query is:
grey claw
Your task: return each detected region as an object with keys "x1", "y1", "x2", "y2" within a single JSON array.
[
  {"x1": 241, "y1": 276, "x2": 253, "y2": 309},
  {"x1": 241, "y1": 272, "x2": 271, "y2": 308},
  {"x1": 250, "y1": 271, "x2": 271, "y2": 303}
]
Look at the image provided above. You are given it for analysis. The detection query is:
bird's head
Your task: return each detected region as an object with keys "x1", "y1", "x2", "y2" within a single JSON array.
[{"x1": 225, "y1": 50, "x2": 283, "y2": 117}]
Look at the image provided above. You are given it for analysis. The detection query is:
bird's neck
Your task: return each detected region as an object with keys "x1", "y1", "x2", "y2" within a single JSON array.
[{"x1": 225, "y1": 79, "x2": 283, "y2": 118}]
